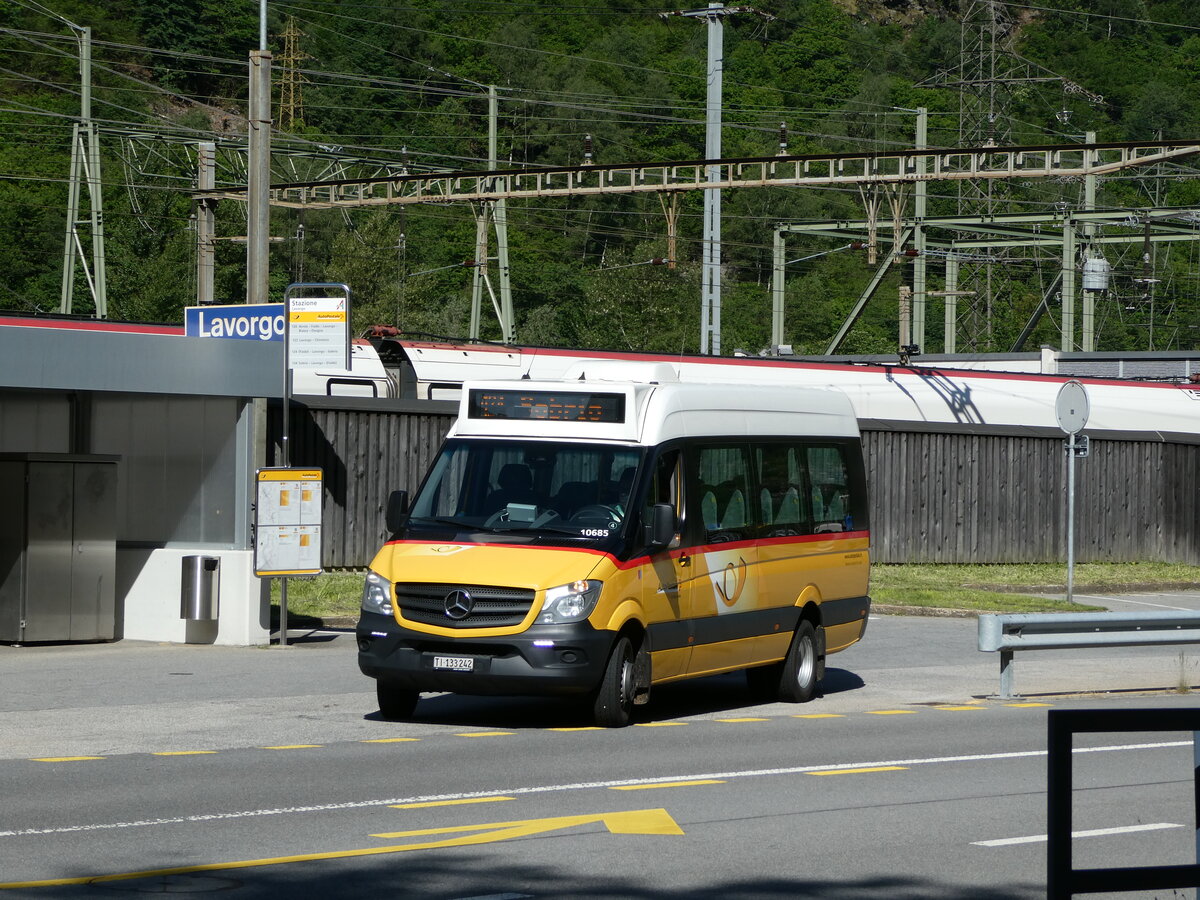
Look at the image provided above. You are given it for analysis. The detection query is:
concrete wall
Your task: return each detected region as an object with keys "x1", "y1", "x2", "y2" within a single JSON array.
[{"x1": 117, "y1": 548, "x2": 269, "y2": 646}]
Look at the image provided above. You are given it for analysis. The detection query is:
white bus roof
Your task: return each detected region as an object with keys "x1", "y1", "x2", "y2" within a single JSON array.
[{"x1": 450, "y1": 368, "x2": 859, "y2": 446}]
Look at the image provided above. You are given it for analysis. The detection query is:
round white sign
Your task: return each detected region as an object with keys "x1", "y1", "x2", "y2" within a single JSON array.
[{"x1": 1055, "y1": 380, "x2": 1090, "y2": 434}]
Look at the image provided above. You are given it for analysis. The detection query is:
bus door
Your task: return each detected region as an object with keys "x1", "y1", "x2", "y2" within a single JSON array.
[
  {"x1": 640, "y1": 448, "x2": 694, "y2": 681},
  {"x1": 685, "y1": 443, "x2": 762, "y2": 675}
]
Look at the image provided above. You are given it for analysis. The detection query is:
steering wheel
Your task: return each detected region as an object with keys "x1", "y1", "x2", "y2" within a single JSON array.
[{"x1": 569, "y1": 504, "x2": 622, "y2": 526}]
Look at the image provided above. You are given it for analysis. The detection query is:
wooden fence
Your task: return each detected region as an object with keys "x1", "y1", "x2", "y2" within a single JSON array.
[
  {"x1": 864, "y1": 431, "x2": 1200, "y2": 564},
  {"x1": 275, "y1": 401, "x2": 1200, "y2": 568}
]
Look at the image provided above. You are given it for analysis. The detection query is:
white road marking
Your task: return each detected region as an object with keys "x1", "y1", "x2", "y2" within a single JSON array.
[
  {"x1": 0, "y1": 740, "x2": 1187, "y2": 839},
  {"x1": 973, "y1": 822, "x2": 1184, "y2": 847},
  {"x1": 1074, "y1": 594, "x2": 1192, "y2": 611}
]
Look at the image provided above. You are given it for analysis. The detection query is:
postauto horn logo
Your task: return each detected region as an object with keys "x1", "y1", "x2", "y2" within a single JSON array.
[{"x1": 184, "y1": 303, "x2": 285, "y2": 342}]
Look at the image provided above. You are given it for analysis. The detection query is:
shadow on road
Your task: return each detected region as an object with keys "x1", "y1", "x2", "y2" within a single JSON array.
[
  {"x1": 361, "y1": 668, "x2": 867, "y2": 730},
  {"x1": 45, "y1": 852, "x2": 1041, "y2": 899}
]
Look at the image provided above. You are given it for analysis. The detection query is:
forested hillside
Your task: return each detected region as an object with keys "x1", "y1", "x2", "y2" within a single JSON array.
[{"x1": 2, "y1": 0, "x2": 1200, "y2": 354}]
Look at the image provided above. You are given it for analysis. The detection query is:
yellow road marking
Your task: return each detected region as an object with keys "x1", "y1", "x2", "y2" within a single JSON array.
[
  {"x1": 361, "y1": 738, "x2": 420, "y2": 743},
  {"x1": 260, "y1": 745, "x2": 322, "y2": 750},
  {"x1": 30, "y1": 756, "x2": 104, "y2": 762},
  {"x1": 865, "y1": 710, "x2": 918, "y2": 716},
  {"x1": 715, "y1": 717, "x2": 768, "y2": 723},
  {"x1": 372, "y1": 807, "x2": 684, "y2": 839},
  {"x1": 390, "y1": 797, "x2": 514, "y2": 809},
  {"x1": 808, "y1": 766, "x2": 908, "y2": 776},
  {"x1": 0, "y1": 809, "x2": 682, "y2": 890},
  {"x1": 548, "y1": 727, "x2": 603, "y2": 732},
  {"x1": 455, "y1": 731, "x2": 514, "y2": 738},
  {"x1": 635, "y1": 722, "x2": 685, "y2": 727},
  {"x1": 794, "y1": 713, "x2": 844, "y2": 719},
  {"x1": 152, "y1": 751, "x2": 217, "y2": 756},
  {"x1": 609, "y1": 780, "x2": 724, "y2": 791}
]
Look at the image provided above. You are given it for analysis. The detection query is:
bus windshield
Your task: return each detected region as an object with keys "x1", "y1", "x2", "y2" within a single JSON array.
[{"x1": 406, "y1": 439, "x2": 644, "y2": 544}]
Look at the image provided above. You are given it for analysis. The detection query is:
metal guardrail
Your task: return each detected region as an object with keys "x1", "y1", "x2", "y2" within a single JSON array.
[
  {"x1": 978, "y1": 611, "x2": 1200, "y2": 699},
  {"x1": 1047, "y1": 708, "x2": 1200, "y2": 898}
]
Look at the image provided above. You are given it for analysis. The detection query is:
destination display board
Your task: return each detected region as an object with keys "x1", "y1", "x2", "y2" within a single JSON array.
[
  {"x1": 254, "y1": 468, "x2": 323, "y2": 576},
  {"x1": 467, "y1": 389, "x2": 627, "y2": 423}
]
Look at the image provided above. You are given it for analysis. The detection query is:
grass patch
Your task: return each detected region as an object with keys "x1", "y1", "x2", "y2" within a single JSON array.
[
  {"x1": 871, "y1": 561, "x2": 1198, "y2": 613},
  {"x1": 269, "y1": 562, "x2": 1199, "y2": 620},
  {"x1": 270, "y1": 573, "x2": 364, "y2": 620}
]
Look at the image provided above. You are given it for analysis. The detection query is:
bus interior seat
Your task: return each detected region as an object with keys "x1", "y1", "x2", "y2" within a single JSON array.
[
  {"x1": 776, "y1": 486, "x2": 801, "y2": 526},
  {"x1": 701, "y1": 489, "x2": 719, "y2": 531},
  {"x1": 554, "y1": 481, "x2": 598, "y2": 517},
  {"x1": 719, "y1": 485, "x2": 746, "y2": 529},
  {"x1": 486, "y1": 463, "x2": 536, "y2": 512},
  {"x1": 612, "y1": 466, "x2": 637, "y2": 510}
]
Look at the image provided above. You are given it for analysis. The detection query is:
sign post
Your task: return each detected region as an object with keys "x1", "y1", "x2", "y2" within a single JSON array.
[
  {"x1": 1055, "y1": 381, "x2": 1090, "y2": 604},
  {"x1": 266, "y1": 283, "x2": 350, "y2": 646},
  {"x1": 255, "y1": 468, "x2": 323, "y2": 645}
]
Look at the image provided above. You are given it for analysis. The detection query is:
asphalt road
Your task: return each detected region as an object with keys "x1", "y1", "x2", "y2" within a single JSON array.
[{"x1": 2, "y1": 602, "x2": 1199, "y2": 899}]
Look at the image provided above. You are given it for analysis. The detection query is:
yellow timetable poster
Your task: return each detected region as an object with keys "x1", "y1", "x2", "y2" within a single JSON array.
[{"x1": 255, "y1": 468, "x2": 323, "y2": 576}]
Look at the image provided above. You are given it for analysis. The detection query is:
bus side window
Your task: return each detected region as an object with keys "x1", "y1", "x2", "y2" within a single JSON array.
[
  {"x1": 757, "y1": 443, "x2": 799, "y2": 537},
  {"x1": 784, "y1": 446, "x2": 815, "y2": 535},
  {"x1": 640, "y1": 449, "x2": 680, "y2": 551},
  {"x1": 697, "y1": 445, "x2": 754, "y2": 543},
  {"x1": 808, "y1": 444, "x2": 850, "y2": 532}
]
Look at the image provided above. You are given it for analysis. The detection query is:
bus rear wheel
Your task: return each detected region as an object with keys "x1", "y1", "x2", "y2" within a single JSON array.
[
  {"x1": 376, "y1": 681, "x2": 419, "y2": 721},
  {"x1": 592, "y1": 635, "x2": 635, "y2": 728},
  {"x1": 776, "y1": 620, "x2": 821, "y2": 703}
]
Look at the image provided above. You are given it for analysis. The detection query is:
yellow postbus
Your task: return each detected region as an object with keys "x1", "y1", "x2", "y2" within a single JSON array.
[{"x1": 356, "y1": 362, "x2": 870, "y2": 727}]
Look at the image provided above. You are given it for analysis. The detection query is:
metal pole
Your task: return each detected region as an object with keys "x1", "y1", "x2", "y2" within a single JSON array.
[
  {"x1": 944, "y1": 254, "x2": 959, "y2": 353},
  {"x1": 702, "y1": 3, "x2": 723, "y2": 355},
  {"x1": 770, "y1": 227, "x2": 785, "y2": 349},
  {"x1": 898, "y1": 284, "x2": 912, "y2": 350},
  {"x1": 489, "y1": 86, "x2": 514, "y2": 343},
  {"x1": 247, "y1": 49, "x2": 272, "y2": 304},
  {"x1": 1061, "y1": 218, "x2": 1076, "y2": 350},
  {"x1": 1066, "y1": 433, "x2": 1077, "y2": 604},
  {"x1": 60, "y1": 122, "x2": 82, "y2": 314},
  {"x1": 280, "y1": 306, "x2": 291, "y2": 648},
  {"x1": 470, "y1": 204, "x2": 487, "y2": 339},
  {"x1": 1046, "y1": 711, "x2": 1073, "y2": 898},
  {"x1": 1082, "y1": 131, "x2": 1097, "y2": 352},
  {"x1": 196, "y1": 142, "x2": 216, "y2": 305},
  {"x1": 79, "y1": 27, "x2": 108, "y2": 318},
  {"x1": 912, "y1": 108, "x2": 927, "y2": 351}
]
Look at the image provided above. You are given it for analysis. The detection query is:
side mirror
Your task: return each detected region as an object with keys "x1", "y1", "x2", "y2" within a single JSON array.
[
  {"x1": 643, "y1": 502, "x2": 677, "y2": 551},
  {"x1": 385, "y1": 490, "x2": 409, "y2": 534}
]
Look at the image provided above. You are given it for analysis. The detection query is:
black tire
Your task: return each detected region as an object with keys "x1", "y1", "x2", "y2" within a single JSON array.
[
  {"x1": 777, "y1": 620, "x2": 820, "y2": 703},
  {"x1": 376, "y1": 681, "x2": 419, "y2": 721},
  {"x1": 592, "y1": 635, "x2": 635, "y2": 727}
]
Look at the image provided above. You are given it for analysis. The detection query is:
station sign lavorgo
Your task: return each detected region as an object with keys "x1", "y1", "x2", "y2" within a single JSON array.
[{"x1": 184, "y1": 303, "x2": 284, "y2": 341}]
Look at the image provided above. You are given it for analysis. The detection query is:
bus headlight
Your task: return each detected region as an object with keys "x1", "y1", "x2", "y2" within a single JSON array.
[
  {"x1": 539, "y1": 580, "x2": 602, "y2": 624},
  {"x1": 361, "y1": 571, "x2": 394, "y2": 616}
]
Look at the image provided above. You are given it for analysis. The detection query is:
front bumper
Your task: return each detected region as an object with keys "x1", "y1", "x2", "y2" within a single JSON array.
[{"x1": 356, "y1": 610, "x2": 614, "y2": 697}]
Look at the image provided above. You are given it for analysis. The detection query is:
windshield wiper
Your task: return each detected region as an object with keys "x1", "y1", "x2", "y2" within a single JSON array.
[
  {"x1": 409, "y1": 516, "x2": 473, "y2": 529},
  {"x1": 491, "y1": 523, "x2": 596, "y2": 536}
]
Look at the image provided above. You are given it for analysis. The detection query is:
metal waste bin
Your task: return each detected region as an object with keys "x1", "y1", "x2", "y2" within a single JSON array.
[{"x1": 181, "y1": 556, "x2": 220, "y2": 620}]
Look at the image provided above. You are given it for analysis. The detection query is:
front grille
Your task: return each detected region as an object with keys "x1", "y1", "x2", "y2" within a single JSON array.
[{"x1": 395, "y1": 582, "x2": 536, "y2": 629}]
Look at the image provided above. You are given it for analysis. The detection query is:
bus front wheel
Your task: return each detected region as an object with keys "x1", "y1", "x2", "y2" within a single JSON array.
[
  {"x1": 376, "y1": 681, "x2": 419, "y2": 721},
  {"x1": 592, "y1": 635, "x2": 635, "y2": 727}
]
